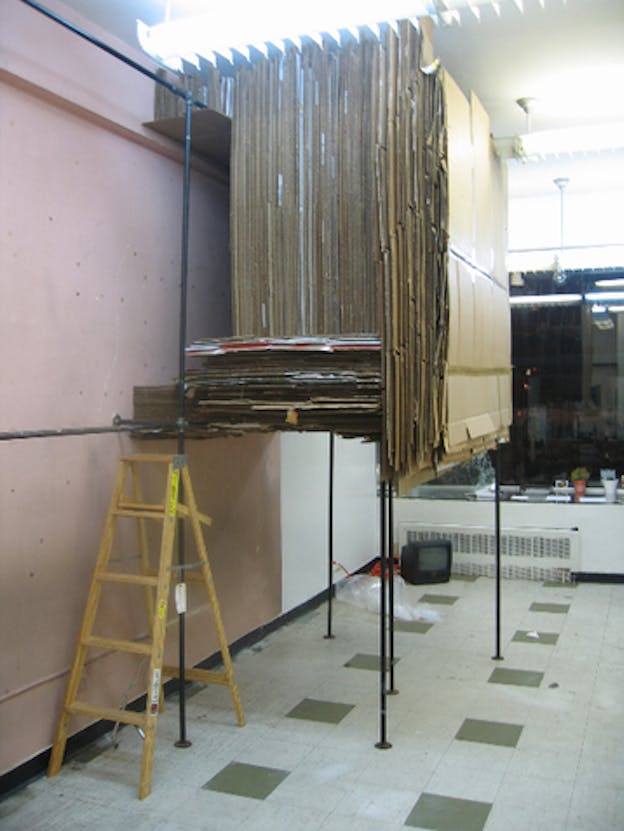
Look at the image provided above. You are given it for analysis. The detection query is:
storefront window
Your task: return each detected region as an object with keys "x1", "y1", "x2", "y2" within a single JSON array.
[{"x1": 499, "y1": 269, "x2": 624, "y2": 485}]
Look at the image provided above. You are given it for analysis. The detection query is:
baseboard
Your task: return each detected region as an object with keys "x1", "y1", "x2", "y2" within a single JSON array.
[
  {"x1": 572, "y1": 572, "x2": 624, "y2": 584},
  {"x1": 0, "y1": 585, "x2": 333, "y2": 800}
]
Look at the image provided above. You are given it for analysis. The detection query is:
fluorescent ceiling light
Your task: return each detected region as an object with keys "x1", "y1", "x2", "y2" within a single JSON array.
[
  {"x1": 608, "y1": 305, "x2": 624, "y2": 313},
  {"x1": 595, "y1": 278, "x2": 624, "y2": 288},
  {"x1": 585, "y1": 291, "x2": 624, "y2": 303},
  {"x1": 510, "y1": 294, "x2": 583, "y2": 307},
  {"x1": 138, "y1": 0, "x2": 513, "y2": 68},
  {"x1": 516, "y1": 122, "x2": 624, "y2": 160},
  {"x1": 138, "y1": 1, "x2": 431, "y2": 68}
]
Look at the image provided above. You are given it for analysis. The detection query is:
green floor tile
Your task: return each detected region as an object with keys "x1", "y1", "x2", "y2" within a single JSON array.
[
  {"x1": 202, "y1": 761, "x2": 289, "y2": 800},
  {"x1": 405, "y1": 792, "x2": 492, "y2": 831},
  {"x1": 419, "y1": 593, "x2": 459, "y2": 605},
  {"x1": 529, "y1": 601, "x2": 570, "y2": 614},
  {"x1": 488, "y1": 667, "x2": 544, "y2": 688},
  {"x1": 395, "y1": 619, "x2": 434, "y2": 634},
  {"x1": 286, "y1": 697, "x2": 354, "y2": 724},
  {"x1": 512, "y1": 629, "x2": 559, "y2": 645},
  {"x1": 456, "y1": 717, "x2": 523, "y2": 748},
  {"x1": 344, "y1": 652, "x2": 399, "y2": 671}
]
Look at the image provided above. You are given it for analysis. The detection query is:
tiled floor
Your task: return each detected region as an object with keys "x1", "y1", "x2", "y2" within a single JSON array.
[{"x1": 2, "y1": 576, "x2": 624, "y2": 830}]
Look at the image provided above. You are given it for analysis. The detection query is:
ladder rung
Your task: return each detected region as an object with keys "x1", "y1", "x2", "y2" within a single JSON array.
[
  {"x1": 68, "y1": 701, "x2": 148, "y2": 727},
  {"x1": 113, "y1": 507, "x2": 167, "y2": 519},
  {"x1": 120, "y1": 454, "x2": 179, "y2": 464},
  {"x1": 84, "y1": 635, "x2": 152, "y2": 655},
  {"x1": 97, "y1": 572, "x2": 159, "y2": 587},
  {"x1": 117, "y1": 499, "x2": 165, "y2": 512},
  {"x1": 162, "y1": 665, "x2": 230, "y2": 687}
]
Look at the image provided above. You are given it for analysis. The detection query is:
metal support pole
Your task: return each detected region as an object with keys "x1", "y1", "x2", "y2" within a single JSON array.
[
  {"x1": 174, "y1": 91, "x2": 194, "y2": 748},
  {"x1": 387, "y1": 483, "x2": 398, "y2": 694},
  {"x1": 324, "y1": 433, "x2": 336, "y2": 639},
  {"x1": 375, "y1": 478, "x2": 392, "y2": 749},
  {"x1": 492, "y1": 442, "x2": 504, "y2": 661}
]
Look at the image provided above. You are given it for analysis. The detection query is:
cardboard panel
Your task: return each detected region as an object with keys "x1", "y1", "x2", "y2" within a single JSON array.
[
  {"x1": 471, "y1": 91, "x2": 494, "y2": 275},
  {"x1": 490, "y1": 149, "x2": 509, "y2": 289},
  {"x1": 444, "y1": 71, "x2": 474, "y2": 260},
  {"x1": 447, "y1": 257, "x2": 462, "y2": 367}
]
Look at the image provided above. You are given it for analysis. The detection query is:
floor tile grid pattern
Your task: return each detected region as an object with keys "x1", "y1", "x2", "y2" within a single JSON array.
[{"x1": 2, "y1": 578, "x2": 623, "y2": 830}]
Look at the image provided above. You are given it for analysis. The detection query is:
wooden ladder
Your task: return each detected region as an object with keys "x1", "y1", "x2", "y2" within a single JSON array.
[{"x1": 47, "y1": 453, "x2": 245, "y2": 799}]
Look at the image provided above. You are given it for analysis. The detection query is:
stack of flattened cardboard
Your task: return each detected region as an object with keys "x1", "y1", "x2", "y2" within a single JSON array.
[
  {"x1": 142, "y1": 18, "x2": 511, "y2": 489},
  {"x1": 134, "y1": 337, "x2": 382, "y2": 439},
  {"x1": 229, "y1": 20, "x2": 448, "y2": 486},
  {"x1": 230, "y1": 31, "x2": 380, "y2": 337}
]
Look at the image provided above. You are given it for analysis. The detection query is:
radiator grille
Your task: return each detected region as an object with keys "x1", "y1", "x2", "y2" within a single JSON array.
[{"x1": 402, "y1": 523, "x2": 579, "y2": 582}]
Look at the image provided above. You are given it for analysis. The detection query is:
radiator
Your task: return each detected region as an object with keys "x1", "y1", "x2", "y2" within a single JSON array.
[{"x1": 400, "y1": 522, "x2": 580, "y2": 582}]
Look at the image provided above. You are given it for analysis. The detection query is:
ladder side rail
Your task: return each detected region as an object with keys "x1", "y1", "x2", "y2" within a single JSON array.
[{"x1": 48, "y1": 459, "x2": 130, "y2": 777}]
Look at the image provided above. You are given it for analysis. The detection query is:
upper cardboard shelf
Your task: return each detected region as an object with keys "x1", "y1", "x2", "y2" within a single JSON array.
[{"x1": 144, "y1": 108, "x2": 231, "y2": 168}]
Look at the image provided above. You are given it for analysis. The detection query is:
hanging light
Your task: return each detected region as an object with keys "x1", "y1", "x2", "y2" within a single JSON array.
[{"x1": 552, "y1": 177, "x2": 569, "y2": 286}]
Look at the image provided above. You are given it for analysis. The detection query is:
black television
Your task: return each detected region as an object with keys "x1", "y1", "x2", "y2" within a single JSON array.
[{"x1": 400, "y1": 539, "x2": 452, "y2": 585}]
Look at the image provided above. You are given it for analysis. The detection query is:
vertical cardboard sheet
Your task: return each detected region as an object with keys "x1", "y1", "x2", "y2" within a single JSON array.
[
  {"x1": 445, "y1": 255, "x2": 511, "y2": 457},
  {"x1": 471, "y1": 91, "x2": 494, "y2": 276},
  {"x1": 444, "y1": 71, "x2": 474, "y2": 262}
]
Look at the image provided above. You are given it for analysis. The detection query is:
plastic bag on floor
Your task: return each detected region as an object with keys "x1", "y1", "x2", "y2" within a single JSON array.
[{"x1": 336, "y1": 574, "x2": 442, "y2": 623}]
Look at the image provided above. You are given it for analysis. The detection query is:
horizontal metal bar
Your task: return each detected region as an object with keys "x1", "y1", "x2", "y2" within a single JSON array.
[
  {"x1": 0, "y1": 417, "x2": 184, "y2": 442},
  {"x1": 19, "y1": 0, "x2": 207, "y2": 107}
]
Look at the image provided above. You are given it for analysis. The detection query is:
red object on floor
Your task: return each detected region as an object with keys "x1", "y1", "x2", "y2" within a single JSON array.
[{"x1": 369, "y1": 558, "x2": 400, "y2": 578}]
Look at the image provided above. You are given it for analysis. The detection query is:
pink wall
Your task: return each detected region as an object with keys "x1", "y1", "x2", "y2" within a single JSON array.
[{"x1": 0, "y1": 0, "x2": 281, "y2": 776}]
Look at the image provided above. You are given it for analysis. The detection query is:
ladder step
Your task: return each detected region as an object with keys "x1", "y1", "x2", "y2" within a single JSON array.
[
  {"x1": 118, "y1": 499, "x2": 165, "y2": 512},
  {"x1": 113, "y1": 507, "x2": 167, "y2": 519},
  {"x1": 84, "y1": 635, "x2": 152, "y2": 655},
  {"x1": 162, "y1": 665, "x2": 230, "y2": 687},
  {"x1": 68, "y1": 701, "x2": 147, "y2": 727},
  {"x1": 120, "y1": 453, "x2": 178, "y2": 464},
  {"x1": 97, "y1": 572, "x2": 159, "y2": 587}
]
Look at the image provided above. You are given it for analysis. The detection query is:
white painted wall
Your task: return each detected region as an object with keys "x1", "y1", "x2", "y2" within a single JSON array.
[
  {"x1": 394, "y1": 497, "x2": 624, "y2": 574},
  {"x1": 280, "y1": 433, "x2": 378, "y2": 612}
]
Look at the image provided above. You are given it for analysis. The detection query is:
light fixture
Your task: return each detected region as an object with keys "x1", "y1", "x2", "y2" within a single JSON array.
[
  {"x1": 137, "y1": 1, "x2": 433, "y2": 68},
  {"x1": 516, "y1": 96, "x2": 535, "y2": 132},
  {"x1": 138, "y1": 0, "x2": 514, "y2": 69},
  {"x1": 550, "y1": 177, "x2": 569, "y2": 286},
  {"x1": 595, "y1": 278, "x2": 624, "y2": 288},
  {"x1": 585, "y1": 291, "x2": 624, "y2": 303},
  {"x1": 510, "y1": 294, "x2": 583, "y2": 307},
  {"x1": 516, "y1": 122, "x2": 624, "y2": 160}
]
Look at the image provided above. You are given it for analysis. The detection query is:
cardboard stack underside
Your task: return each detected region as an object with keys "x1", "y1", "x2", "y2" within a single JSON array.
[
  {"x1": 143, "y1": 18, "x2": 511, "y2": 490},
  {"x1": 134, "y1": 336, "x2": 382, "y2": 439}
]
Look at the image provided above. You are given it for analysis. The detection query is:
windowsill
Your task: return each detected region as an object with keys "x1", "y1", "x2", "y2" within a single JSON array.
[{"x1": 407, "y1": 484, "x2": 624, "y2": 504}]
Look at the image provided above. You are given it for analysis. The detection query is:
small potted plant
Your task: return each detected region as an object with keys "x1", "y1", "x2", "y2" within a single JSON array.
[{"x1": 571, "y1": 466, "x2": 590, "y2": 501}]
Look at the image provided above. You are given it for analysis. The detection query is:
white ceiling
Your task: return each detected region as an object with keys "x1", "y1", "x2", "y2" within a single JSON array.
[{"x1": 56, "y1": 0, "x2": 624, "y2": 200}]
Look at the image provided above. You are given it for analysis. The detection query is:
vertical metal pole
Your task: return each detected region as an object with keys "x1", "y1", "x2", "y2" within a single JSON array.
[
  {"x1": 175, "y1": 90, "x2": 193, "y2": 748},
  {"x1": 375, "y1": 478, "x2": 392, "y2": 749},
  {"x1": 325, "y1": 433, "x2": 336, "y2": 639},
  {"x1": 492, "y1": 442, "x2": 504, "y2": 661},
  {"x1": 387, "y1": 482, "x2": 398, "y2": 694}
]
